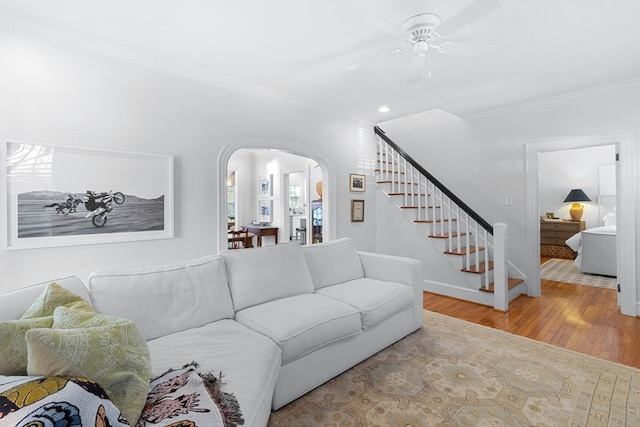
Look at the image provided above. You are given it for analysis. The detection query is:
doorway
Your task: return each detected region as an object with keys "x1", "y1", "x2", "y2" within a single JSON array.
[
  {"x1": 217, "y1": 137, "x2": 334, "y2": 252},
  {"x1": 538, "y1": 145, "x2": 617, "y2": 290},
  {"x1": 525, "y1": 133, "x2": 636, "y2": 316}
]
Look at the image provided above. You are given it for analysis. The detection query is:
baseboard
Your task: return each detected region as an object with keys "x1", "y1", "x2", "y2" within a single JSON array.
[{"x1": 423, "y1": 279, "x2": 494, "y2": 307}]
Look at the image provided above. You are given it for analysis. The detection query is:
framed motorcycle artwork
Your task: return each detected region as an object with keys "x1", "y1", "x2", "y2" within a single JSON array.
[{"x1": 2, "y1": 141, "x2": 174, "y2": 249}]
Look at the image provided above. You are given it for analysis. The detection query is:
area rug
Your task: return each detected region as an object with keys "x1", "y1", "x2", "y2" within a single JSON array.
[
  {"x1": 540, "y1": 258, "x2": 617, "y2": 289},
  {"x1": 268, "y1": 310, "x2": 640, "y2": 426}
]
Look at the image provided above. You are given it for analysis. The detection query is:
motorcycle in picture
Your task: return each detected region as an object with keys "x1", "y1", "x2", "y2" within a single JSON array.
[{"x1": 83, "y1": 190, "x2": 125, "y2": 227}]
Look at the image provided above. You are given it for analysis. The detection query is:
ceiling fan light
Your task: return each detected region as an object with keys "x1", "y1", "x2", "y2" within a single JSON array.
[{"x1": 413, "y1": 40, "x2": 430, "y2": 56}]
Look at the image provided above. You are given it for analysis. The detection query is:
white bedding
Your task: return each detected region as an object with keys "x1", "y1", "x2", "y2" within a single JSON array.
[{"x1": 565, "y1": 225, "x2": 617, "y2": 276}]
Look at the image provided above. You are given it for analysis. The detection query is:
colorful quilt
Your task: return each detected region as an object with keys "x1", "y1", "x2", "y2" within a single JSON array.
[
  {"x1": 0, "y1": 375, "x2": 129, "y2": 426},
  {"x1": 136, "y1": 362, "x2": 244, "y2": 427}
]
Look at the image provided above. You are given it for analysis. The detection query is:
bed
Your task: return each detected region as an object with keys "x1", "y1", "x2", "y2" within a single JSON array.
[{"x1": 565, "y1": 224, "x2": 617, "y2": 277}]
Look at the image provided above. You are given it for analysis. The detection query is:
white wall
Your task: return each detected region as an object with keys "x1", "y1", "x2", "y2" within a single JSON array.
[
  {"x1": 379, "y1": 81, "x2": 640, "y2": 310},
  {"x1": 0, "y1": 27, "x2": 378, "y2": 291},
  {"x1": 539, "y1": 145, "x2": 616, "y2": 228}
]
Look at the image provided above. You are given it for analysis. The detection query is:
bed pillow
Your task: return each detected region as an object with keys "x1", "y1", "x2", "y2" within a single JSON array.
[
  {"x1": 25, "y1": 306, "x2": 151, "y2": 425},
  {"x1": 603, "y1": 211, "x2": 617, "y2": 226},
  {"x1": 0, "y1": 284, "x2": 92, "y2": 376}
]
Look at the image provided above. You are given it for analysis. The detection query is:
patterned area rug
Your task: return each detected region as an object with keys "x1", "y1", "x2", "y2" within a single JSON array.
[
  {"x1": 268, "y1": 311, "x2": 640, "y2": 426},
  {"x1": 540, "y1": 258, "x2": 617, "y2": 289}
]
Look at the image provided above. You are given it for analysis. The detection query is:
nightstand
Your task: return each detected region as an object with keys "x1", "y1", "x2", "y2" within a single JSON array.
[{"x1": 540, "y1": 220, "x2": 586, "y2": 259}]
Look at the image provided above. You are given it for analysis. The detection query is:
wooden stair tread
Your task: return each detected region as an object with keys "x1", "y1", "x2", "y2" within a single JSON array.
[
  {"x1": 462, "y1": 261, "x2": 494, "y2": 274},
  {"x1": 401, "y1": 205, "x2": 438, "y2": 209},
  {"x1": 375, "y1": 169, "x2": 405, "y2": 174},
  {"x1": 377, "y1": 180, "x2": 418, "y2": 185},
  {"x1": 480, "y1": 278, "x2": 525, "y2": 293},
  {"x1": 444, "y1": 246, "x2": 484, "y2": 255},
  {"x1": 414, "y1": 218, "x2": 456, "y2": 223},
  {"x1": 387, "y1": 193, "x2": 429, "y2": 196},
  {"x1": 428, "y1": 232, "x2": 467, "y2": 238}
]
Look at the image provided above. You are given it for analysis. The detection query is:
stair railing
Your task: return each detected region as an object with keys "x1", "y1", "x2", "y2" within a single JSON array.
[{"x1": 375, "y1": 126, "x2": 509, "y2": 308}]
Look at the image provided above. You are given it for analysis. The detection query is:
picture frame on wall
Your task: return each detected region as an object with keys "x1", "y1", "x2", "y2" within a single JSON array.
[
  {"x1": 351, "y1": 199, "x2": 364, "y2": 222},
  {"x1": 2, "y1": 141, "x2": 174, "y2": 250},
  {"x1": 259, "y1": 199, "x2": 273, "y2": 223},
  {"x1": 259, "y1": 174, "x2": 273, "y2": 197},
  {"x1": 349, "y1": 173, "x2": 365, "y2": 192}
]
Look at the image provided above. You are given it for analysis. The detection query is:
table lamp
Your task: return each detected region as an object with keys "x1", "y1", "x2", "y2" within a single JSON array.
[{"x1": 563, "y1": 189, "x2": 591, "y2": 221}]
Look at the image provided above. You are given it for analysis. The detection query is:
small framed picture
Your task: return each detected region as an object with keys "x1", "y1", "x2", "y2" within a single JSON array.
[
  {"x1": 259, "y1": 199, "x2": 272, "y2": 223},
  {"x1": 349, "y1": 173, "x2": 365, "y2": 192},
  {"x1": 545, "y1": 212, "x2": 555, "y2": 220},
  {"x1": 351, "y1": 199, "x2": 364, "y2": 222},
  {"x1": 259, "y1": 175, "x2": 272, "y2": 197}
]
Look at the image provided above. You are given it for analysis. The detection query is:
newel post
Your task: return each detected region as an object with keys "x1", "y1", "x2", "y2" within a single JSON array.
[{"x1": 493, "y1": 223, "x2": 508, "y2": 311}]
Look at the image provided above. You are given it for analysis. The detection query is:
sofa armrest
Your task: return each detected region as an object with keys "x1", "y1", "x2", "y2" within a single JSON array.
[{"x1": 357, "y1": 251, "x2": 422, "y2": 289}]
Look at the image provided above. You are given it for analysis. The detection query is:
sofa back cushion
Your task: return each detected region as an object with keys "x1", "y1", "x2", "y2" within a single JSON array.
[
  {"x1": 302, "y1": 237, "x2": 364, "y2": 289},
  {"x1": 0, "y1": 277, "x2": 91, "y2": 322},
  {"x1": 220, "y1": 242, "x2": 314, "y2": 311},
  {"x1": 88, "y1": 255, "x2": 233, "y2": 341}
]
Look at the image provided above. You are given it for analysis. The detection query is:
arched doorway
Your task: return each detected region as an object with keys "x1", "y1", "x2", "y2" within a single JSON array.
[{"x1": 217, "y1": 137, "x2": 334, "y2": 252}]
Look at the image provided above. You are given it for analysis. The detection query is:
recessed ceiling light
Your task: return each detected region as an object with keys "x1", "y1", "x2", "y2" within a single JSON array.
[{"x1": 378, "y1": 106, "x2": 390, "y2": 113}]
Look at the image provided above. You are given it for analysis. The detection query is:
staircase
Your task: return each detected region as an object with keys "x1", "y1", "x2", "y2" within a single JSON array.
[{"x1": 374, "y1": 126, "x2": 525, "y2": 310}]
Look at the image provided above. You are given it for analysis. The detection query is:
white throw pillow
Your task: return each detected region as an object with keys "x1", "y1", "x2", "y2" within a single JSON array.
[
  {"x1": 603, "y1": 212, "x2": 617, "y2": 226},
  {"x1": 88, "y1": 255, "x2": 234, "y2": 341},
  {"x1": 302, "y1": 237, "x2": 364, "y2": 289}
]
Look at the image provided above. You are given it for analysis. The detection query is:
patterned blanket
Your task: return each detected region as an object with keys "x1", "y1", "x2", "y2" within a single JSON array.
[
  {"x1": 0, "y1": 363, "x2": 243, "y2": 427},
  {"x1": 0, "y1": 375, "x2": 129, "y2": 426},
  {"x1": 136, "y1": 362, "x2": 244, "y2": 427}
]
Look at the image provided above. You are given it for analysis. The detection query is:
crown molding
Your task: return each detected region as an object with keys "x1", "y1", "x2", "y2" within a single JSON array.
[
  {"x1": 0, "y1": 15, "x2": 372, "y2": 125},
  {"x1": 463, "y1": 77, "x2": 640, "y2": 122}
]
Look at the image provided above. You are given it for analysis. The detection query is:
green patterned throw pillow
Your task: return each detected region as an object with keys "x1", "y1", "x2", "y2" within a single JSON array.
[
  {"x1": 0, "y1": 283, "x2": 92, "y2": 375},
  {"x1": 21, "y1": 282, "x2": 91, "y2": 319},
  {"x1": 0, "y1": 317, "x2": 53, "y2": 375},
  {"x1": 25, "y1": 306, "x2": 151, "y2": 425}
]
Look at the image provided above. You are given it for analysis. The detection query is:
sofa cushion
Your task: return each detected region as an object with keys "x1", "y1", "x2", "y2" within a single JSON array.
[
  {"x1": 235, "y1": 293, "x2": 361, "y2": 364},
  {"x1": 26, "y1": 306, "x2": 151, "y2": 425},
  {"x1": 316, "y1": 278, "x2": 415, "y2": 329},
  {"x1": 88, "y1": 255, "x2": 234, "y2": 341},
  {"x1": 302, "y1": 237, "x2": 364, "y2": 289},
  {"x1": 220, "y1": 242, "x2": 315, "y2": 311},
  {"x1": 147, "y1": 319, "x2": 281, "y2": 427}
]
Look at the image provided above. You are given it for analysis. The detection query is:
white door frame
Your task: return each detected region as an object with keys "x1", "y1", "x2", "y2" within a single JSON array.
[{"x1": 525, "y1": 133, "x2": 636, "y2": 316}]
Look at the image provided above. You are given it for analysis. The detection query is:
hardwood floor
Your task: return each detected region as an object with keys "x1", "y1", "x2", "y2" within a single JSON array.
[{"x1": 423, "y1": 276, "x2": 640, "y2": 369}]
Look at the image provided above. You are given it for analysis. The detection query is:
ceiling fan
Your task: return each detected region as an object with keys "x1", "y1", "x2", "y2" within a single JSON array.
[{"x1": 350, "y1": 0, "x2": 502, "y2": 84}]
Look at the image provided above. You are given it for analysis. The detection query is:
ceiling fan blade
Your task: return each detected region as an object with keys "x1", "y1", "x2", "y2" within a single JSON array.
[
  {"x1": 346, "y1": 43, "x2": 410, "y2": 71},
  {"x1": 440, "y1": 41, "x2": 503, "y2": 58},
  {"x1": 406, "y1": 54, "x2": 426, "y2": 84},
  {"x1": 365, "y1": 14, "x2": 407, "y2": 39},
  {"x1": 435, "y1": 0, "x2": 501, "y2": 36}
]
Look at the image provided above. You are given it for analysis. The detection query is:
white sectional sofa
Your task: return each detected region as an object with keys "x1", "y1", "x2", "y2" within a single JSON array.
[{"x1": 0, "y1": 237, "x2": 422, "y2": 426}]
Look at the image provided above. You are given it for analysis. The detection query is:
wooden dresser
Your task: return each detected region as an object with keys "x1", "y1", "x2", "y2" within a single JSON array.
[{"x1": 540, "y1": 220, "x2": 586, "y2": 259}]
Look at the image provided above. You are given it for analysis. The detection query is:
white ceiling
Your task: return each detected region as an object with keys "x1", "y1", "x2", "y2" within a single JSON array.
[{"x1": 2, "y1": 0, "x2": 640, "y2": 122}]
